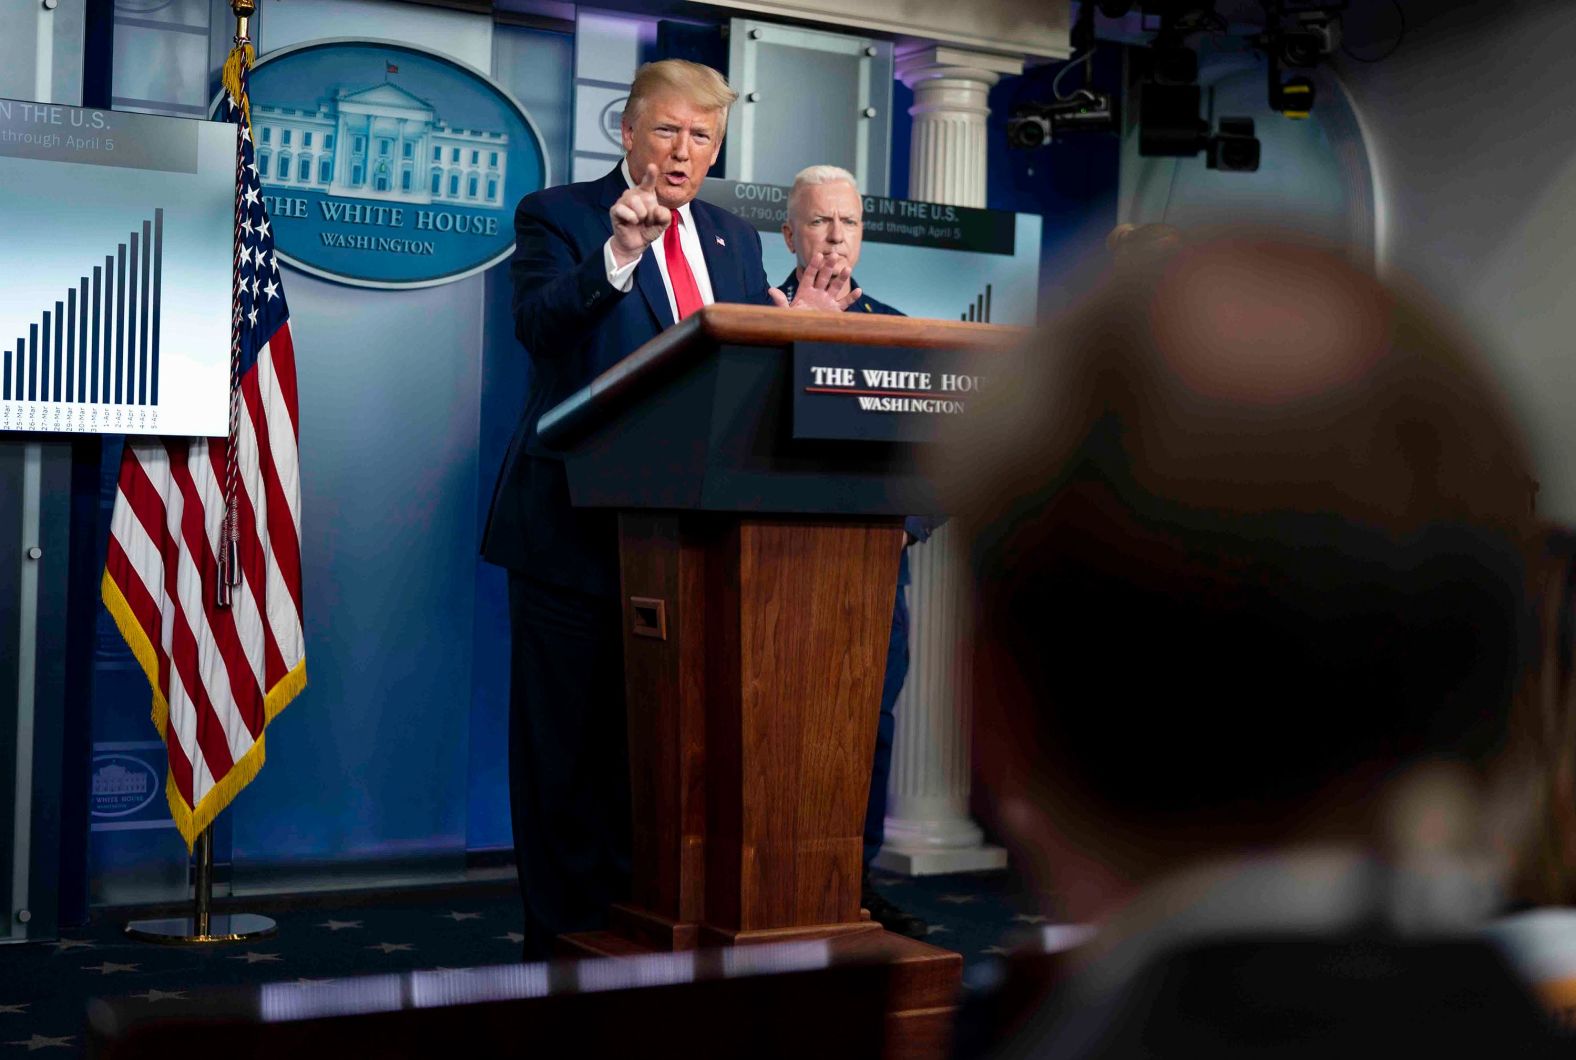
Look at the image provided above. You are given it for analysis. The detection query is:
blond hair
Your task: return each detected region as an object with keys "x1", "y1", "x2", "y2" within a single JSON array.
[
  {"x1": 625, "y1": 60, "x2": 738, "y2": 134},
  {"x1": 787, "y1": 164, "x2": 860, "y2": 224}
]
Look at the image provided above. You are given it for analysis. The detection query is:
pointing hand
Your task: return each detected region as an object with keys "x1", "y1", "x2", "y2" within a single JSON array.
[{"x1": 609, "y1": 164, "x2": 672, "y2": 267}]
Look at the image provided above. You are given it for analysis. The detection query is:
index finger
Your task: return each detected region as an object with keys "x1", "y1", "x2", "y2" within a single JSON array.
[{"x1": 639, "y1": 164, "x2": 658, "y2": 191}]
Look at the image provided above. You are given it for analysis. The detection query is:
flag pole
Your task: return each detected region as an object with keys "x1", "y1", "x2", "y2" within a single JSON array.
[{"x1": 124, "y1": 0, "x2": 276, "y2": 946}]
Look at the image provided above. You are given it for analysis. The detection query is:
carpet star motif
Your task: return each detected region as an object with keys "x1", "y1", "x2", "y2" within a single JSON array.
[
  {"x1": 0, "y1": 1004, "x2": 26, "y2": 1015},
  {"x1": 83, "y1": 962, "x2": 138, "y2": 975},
  {"x1": 938, "y1": 894, "x2": 978, "y2": 905},
  {"x1": 440, "y1": 912, "x2": 483, "y2": 922},
  {"x1": 227, "y1": 952, "x2": 282, "y2": 964},
  {"x1": 318, "y1": 920, "x2": 363, "y2": 932},
  {"x1": 130, "y1": 989, "x2": 187, "y2": 1002},
  {"x1": 368, "y1": 942, "x2": 414, "y2": 954},
  {"x1": 923, "y1": 925, "x2": 951, "y2": 936},
  {"x1": 50, "y1": 939, "x2": 94, "y2": 952},
  {"x1": 496, "y1": 932, "x2": 525, "y2": 945},
  {"x1": 982, "y1": 945, "x2": 1012, "y2": 957},
  {"x1": 4, "y1": 1034, "x2": 74, "y2": 1051},
  {"x1": 1012, "y1": 914, "x2": 1050, "y2": 925}
]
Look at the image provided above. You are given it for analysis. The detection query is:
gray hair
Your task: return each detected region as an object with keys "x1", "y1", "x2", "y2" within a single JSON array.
[{"x1": 787, "y1": 164, "x2": 860, "y2": 224}]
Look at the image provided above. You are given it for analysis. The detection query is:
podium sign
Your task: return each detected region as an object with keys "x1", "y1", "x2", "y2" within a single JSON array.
[
  {"x1": 0, "y1": 98, "x2": 235, "y2": 436},
  {"x1": 791, "y1": 341, "x2": 994, "y2": 443}
]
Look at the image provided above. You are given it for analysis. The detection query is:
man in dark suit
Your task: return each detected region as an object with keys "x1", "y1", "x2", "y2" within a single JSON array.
[
  {"x1": 778, "y1": 164, "x2": 933, "y2": 941},
  {"x1": 482, "y1": 60, "x2": 857, "y2": 957}
]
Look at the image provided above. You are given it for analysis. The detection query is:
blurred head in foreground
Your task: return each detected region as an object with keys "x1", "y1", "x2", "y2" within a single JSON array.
[{"x1": 949, "y1": 237, "x2": 1539, "y2": 918}]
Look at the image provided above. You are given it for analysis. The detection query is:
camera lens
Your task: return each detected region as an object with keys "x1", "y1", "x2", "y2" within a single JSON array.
[
  {"x1": 1220, "y1": 141, "x2": 1255, "y2": 169},
  {"x1": 1007, "y1": 116, "x2": 1048, "y2": 149}
]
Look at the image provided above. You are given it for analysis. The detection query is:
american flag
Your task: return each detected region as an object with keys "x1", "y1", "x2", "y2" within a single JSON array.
[{"x1": 100, "y1": 43, "x2": 305, "y2": 849}]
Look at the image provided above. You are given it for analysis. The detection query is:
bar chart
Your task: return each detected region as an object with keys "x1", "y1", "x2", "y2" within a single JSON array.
[
  {"x1": 2, "y1": 210, "x2": 167, "y2": 434},
  {"x1": 2, "y1": 98, "x2": 234, "y2": 437}
]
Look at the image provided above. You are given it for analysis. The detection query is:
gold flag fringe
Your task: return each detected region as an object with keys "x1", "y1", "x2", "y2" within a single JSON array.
[{"x1": 101, "y1": 570, "x2": 306, "y2": 852}]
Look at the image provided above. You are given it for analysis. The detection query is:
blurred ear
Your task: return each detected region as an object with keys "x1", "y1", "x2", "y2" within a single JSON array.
[
  {"x1": 781, "y1": 223, "x2": 796, "y2": 255},
  {"x1": 620, "y1": 114, "x2": 635, "y2": 156}
]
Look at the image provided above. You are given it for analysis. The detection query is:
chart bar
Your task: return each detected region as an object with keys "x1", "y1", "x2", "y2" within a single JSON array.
[
  {"x1": 151, "y1": 210, "x2": 164, "y2": 406},
  {"x1": 138, "y1": 219, "x2": 152, "y2": 405},
  {"x1": 77, "y1": 280, "x2": 88, "y2": 403},
  {"x1": 115, "y1": 242, "x2": 126, "y2": 406},
  {"x1": 41, "y1": 310, "x2": 51, "y2": 403},
  {"x1": 65, "y1": 289, "x2": 76, "y2": 403},
  {"x1": 100, "y1": 256, "x2": 111, "y2": 403},
  {"x1": 127, "y1": 230, "x2": 140, "y2": 407}
]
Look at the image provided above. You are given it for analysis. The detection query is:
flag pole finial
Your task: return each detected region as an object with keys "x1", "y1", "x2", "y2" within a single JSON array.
[{"x1": 231, "y1": 0, "x2": 256, "y2": 45}]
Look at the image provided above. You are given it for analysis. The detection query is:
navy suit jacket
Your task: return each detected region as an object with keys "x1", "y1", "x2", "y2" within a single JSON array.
[{"x1": 482, "y1": 166, "x2": 773, "y2": 592}]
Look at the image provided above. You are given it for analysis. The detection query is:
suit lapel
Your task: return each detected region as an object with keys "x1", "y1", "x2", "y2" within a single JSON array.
[
  {"x1": 635, "y1": 252, "x2": 675, "y2": 330},
  {"x1": 690, "y1": 203, "x2": 737, "y2": 304},
  {"x1": 596, "y1": 164, "x2": 674, "y2": 330}
]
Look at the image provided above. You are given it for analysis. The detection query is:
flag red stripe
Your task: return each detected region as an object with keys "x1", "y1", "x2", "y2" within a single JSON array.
[
  {"x1": 115, "y1": 447, "x2": 180, "y2": 699},
  {"x1": 206, "y1": 440, "x2": 289, "y2": 692},
  {"x1": 168, "y1": 450, "x2": 265, "y2": 738},
  {"x1": 163, "y1": 709, "x2": 196, "y2": 813},
  {"x1": 243, "y1": 365, "x2": 304, "y2": 621},
  {"x1": 120, "y1": 445, "x2": 231, "y2": 781},
  {"x1": 104, "y1": 533, "x2": 172, "y2": 700},
  {"x1": 104, "y1": 530, "x2": 196, "y2": 801},
  {"x1": 130, "y1": 443, "x2": 237, "y2": 780},
  {"x1": 267, "y1": 325, "x2": 300, "y2": 438}
]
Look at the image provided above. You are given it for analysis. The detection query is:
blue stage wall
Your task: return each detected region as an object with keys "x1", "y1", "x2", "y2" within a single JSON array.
[
  {"x1": 86, "y1": 0, "x2": 573, "y2": 898},
  {"x1": 78, "y1": 2, "x2": 1111, "y2": 902}
]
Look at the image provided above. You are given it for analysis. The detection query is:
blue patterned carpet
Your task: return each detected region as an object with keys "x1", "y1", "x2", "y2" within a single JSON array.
[{"x1": 0, "y1": 869, "x2": 1043, "y2": 1054}]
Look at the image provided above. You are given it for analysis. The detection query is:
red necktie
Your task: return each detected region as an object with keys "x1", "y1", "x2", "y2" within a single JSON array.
[{"x1": 663, "y1": 212, "x2": 705, "y2": 321}]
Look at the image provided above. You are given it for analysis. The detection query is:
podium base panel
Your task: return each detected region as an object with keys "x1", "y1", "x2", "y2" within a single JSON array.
[{"x1": 559, "y1": 923, "x2": 962, "y2": 1058}]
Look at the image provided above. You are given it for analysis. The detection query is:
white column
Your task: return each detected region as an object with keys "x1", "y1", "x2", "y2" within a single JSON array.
[{"x1": 874, "y1": 46, "x2": 1020, "y2": 876}]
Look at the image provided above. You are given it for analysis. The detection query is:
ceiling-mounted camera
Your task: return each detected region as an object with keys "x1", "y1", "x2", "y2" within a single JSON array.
[
  {"x1": 1277, "y1": 13, "x2": 1341, "y2": 66},
  {"x1": 1207, "y1": 117, "x2": 1260, "y2": 171},
  {"x1": 1007, "y1": 89, "x2": 1118, "y2": 149}
]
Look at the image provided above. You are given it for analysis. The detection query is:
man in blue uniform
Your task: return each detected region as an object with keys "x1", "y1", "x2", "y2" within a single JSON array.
[{"x1": 778, "y1": 164, "x2": 932, "y2": 940}]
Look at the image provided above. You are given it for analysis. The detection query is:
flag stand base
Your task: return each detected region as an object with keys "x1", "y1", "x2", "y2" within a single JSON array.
[
  {"x1": 124, "y1": 913, "x2": 277, "y2": 945},
  {"x1": 124, "y1": 825, "x2": 275, "y2": 945}
]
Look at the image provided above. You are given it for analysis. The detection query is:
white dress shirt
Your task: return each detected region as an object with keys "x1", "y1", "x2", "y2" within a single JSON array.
[{"x1": 602, "y1": 159, "x2": 717, "y2": 323}]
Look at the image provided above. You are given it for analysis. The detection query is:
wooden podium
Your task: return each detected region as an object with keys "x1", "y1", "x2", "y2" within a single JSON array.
[{"x1": 536, "y1": 305, "x2": 1020, "y2": 1051}]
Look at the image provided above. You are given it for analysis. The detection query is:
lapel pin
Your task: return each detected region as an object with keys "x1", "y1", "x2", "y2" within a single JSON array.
[{"x1": 715, "y1": 236, "x2": 726, "y2": 247}]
